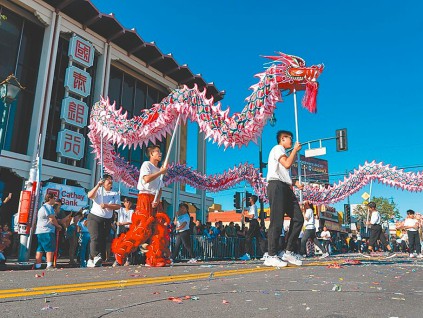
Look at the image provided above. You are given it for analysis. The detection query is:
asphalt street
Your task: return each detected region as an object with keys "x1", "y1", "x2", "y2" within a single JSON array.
[{"x1": 0, "y1": 254, "x2": 422, "y2": 318}]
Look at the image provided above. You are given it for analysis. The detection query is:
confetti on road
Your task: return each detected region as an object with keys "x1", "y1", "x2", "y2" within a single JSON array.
[
  {"x1": 41, "y1": 305, "x2": 58, "y2": 311},
  {"x1": 332, "y1": 284, "x2": 342, "y2": 292}
]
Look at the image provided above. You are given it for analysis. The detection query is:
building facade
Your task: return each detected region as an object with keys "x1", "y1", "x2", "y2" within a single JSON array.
[{"x1": 0, "y1": 0, "x2": 221, "y2": 224}]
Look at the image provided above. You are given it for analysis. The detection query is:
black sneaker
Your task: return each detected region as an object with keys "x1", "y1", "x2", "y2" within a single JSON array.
[{"x1": 93, "y1": 254, "x2": 102, "y2": 267}]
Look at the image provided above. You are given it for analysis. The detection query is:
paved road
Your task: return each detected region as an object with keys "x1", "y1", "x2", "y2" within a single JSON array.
[{"x1": 0, "y1": 254, "x2": 422, "y2": 318}]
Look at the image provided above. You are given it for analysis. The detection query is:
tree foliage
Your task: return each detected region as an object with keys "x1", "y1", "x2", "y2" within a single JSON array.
[
  {"x1": 0, "y1": 14, "x2": 6, "y2": 26},
  {"x1": 352, "y1": 196, "x2": 401, "y2": 223}
]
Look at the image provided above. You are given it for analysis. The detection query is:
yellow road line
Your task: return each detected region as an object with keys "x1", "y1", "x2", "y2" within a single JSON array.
[
  {"x1": 0, "y1": 266, "x2": 275, "y2": 299},
  {"x1": 0, "y1": 258, "x2": 373, "y2": 299}
]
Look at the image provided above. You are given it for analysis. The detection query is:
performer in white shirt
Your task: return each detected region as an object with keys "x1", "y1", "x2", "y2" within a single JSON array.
[
  {"x1": 116, "y1": 198, "x2": 134, "y2": 235},
  {"x1": 112, "y1": 145, "x2": 171, "y2": 267},
  {"x1": 87, "y1": 174, "x2": 121, "y2": 267},
  {"x1": 265, "y1": 130, "x2": 304, "y2": 267},
  {"x1": 365, "y1": 202, "x2": 395, "y2": 258},
  {"x1": 403, "y1": 209, "x2": 422, "y2": 258}
]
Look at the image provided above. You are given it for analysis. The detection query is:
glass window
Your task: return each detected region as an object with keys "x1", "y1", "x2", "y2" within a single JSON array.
[
  {"x1": 146, "y1": 85, "x2": 158, "y2": 109},
  {"x1": 0, "y1": 7, "x2": 43, "y2": 154},
  {"x1": 121, "y1": 74, "x2": 135, "y2": 117},
  {"x1": 108, "y1": 66, "x2": 122, "y2": 107},
  {"x1": 133, "y1": 81, "x2": 146, "y2": 116},
  {"x1": 108, "y1": 67, "x2": 168, "y2": 169}
]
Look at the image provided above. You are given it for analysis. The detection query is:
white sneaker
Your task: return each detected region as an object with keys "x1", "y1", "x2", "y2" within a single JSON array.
[
  {"x1": 239, "y1": 253, "x2": 251, "y2": 261},
  {"x1": 282, "y1": 251, "x2": 303, "y2": 266},
  {"x1": 260, "y1": 252, "x2": 269, "y2": 261},
  {"x1": 410, "y1": 253, "x2": 416, "y2": 258},
  {"x1": 416, "y1": 254, "x2": 423, "y2": 259},
  {"x1": 263, "y1": 255, "x2": 288, "y2": 267},
  {"x1": 87, "y1": 259, "x2": 95, "y2": 268},
  {"x1": 320, "y1": 252, "x2": 329, "y2": 259},
  {"x1": 93, "y1": 254, "x2": 102, "y2": 267},
  {"x1": 277, "y1": 250, "x2": 285, "y2": 258},
  {"x1": 187, "y1": 258, "x2": 197, "y2": 264}
]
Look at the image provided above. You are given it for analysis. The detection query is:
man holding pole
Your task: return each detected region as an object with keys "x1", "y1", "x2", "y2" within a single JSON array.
[
  {"x1": 265, "y1": 130, "x2": 304, "y2": 267},
  {"x1": 112, "y1": 145, "x2": 169, "y2": 266}
]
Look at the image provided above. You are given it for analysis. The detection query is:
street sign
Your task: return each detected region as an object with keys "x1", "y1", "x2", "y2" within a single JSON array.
[
  {"x1": 361, "y1": 192, "x2": 370, "y2": 200},
  {"x1": 305, "y1": 147, "x2": 326, "y2": 158}
]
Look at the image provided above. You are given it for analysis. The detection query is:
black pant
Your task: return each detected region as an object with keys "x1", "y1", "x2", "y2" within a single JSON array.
[
  {"x1": 87, "y1": 213, "x2": 111, "y2": 260},
  {"x1": 245, "y1": 219, "x2": 262, "y2": 256},
  {"x1": 267, "y1": 181, "x2": 304, "y2": 256},
  {"x1": 408, "y1": 230, "x2": 421, "y2": 254},
  {"x1": 171, "y1": 230, "x2": 194, "y2": 260},
  {"x1": 300, "y1": 229, "x2": 326, "y2": 255},
  {"x1": 369, "y1": 224, "x2": 388, "y2": 250}
]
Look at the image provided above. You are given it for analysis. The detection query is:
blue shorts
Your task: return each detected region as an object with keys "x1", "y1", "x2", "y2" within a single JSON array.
[{"x1": 36, "y1": 233, "x2": 56, "y2": 253}]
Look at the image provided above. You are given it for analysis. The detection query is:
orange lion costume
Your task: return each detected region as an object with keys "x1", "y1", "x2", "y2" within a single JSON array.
[{"x1": 112, "y1": 193, "x2": 171, "y2": 267}]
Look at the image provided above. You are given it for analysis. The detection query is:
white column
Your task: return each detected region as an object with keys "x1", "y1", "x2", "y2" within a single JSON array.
[
  {"x1": 90, "y1": 42, "x2": 110, "y2": 188},
  {"x1": 169, "y1": 121, "x2": 181, "y2": 219},
  {"x1": 197, "y1": 131, "x2": 207, "y2": 223},
  {"x1": 27, "y1": 12, "x2": 58, "y2": 158}
]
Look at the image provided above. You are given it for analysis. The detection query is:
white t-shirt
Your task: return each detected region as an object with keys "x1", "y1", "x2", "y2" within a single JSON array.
[
  {"x1": 370, "y1": 211, "x2": 381, "y2": 225},
  {"x1": 400, "y1": 233, "x2": 408, "y2": 241},
  {"x1": 321, "y1": 230, "x2": 331, "y2": 240},
  {"x1": 304, "y1": 208, "x2": 315, "y2": 230},
  {"x1": 90, "y1": 188, "x2": 120, "y2": 219},
  {"x1": 176, "y1": 213, "x2": 190, "y2": 233},
  {"x1": 404, "y1": 218, "x2": 419, "y2": 232},
  {"x1": 35, "y1": 204, "x2": 56, "y2": 234},
  {"x1": 266, "y1": 145, "x2": 292, "y2": 185},
  {"x1": 248, "y1": 204, "x2": 258, "y2": 219},
  {"x1": 118, "y1": 208, "x2": 134, "y2": 228},
  {"x1": 137, "y1": 161, "x2": 164, "y2": 194}
]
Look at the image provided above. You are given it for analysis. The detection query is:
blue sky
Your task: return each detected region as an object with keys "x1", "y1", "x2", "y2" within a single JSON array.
[{"x1": 92, "y1": 0, "x2": 423, "y2": 218}]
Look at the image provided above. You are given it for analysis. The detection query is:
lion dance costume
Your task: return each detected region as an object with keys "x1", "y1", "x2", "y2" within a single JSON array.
[{"x1": 112, "y1": 193, "x2": 171, "y2": 267}]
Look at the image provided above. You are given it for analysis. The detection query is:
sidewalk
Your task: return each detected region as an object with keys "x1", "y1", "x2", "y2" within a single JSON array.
[{"x1": 0, "y1": 257, "x2": 115, "y2": 271}]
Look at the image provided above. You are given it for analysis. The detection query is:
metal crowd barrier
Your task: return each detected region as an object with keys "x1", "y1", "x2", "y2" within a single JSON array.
[{"x1": 169, "y1": 234, "x2": 263, "y2": 261}]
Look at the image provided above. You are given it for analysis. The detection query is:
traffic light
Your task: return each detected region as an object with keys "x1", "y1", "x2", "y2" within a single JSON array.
[
  {"x1": 233, "y1": 192, "x2": 241, "y2": 210},
  {"x1": 245, "y1": 191, "x2": 252, "y2": 207},
  {"x1": 344, "y1": 203, "x2": 351, "y2": 224},
  {"x1": 336, "y1": 128, "x2": 348, "y2": 151}
]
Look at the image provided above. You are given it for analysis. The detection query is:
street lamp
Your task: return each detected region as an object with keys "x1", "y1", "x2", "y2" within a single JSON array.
[
  {"x1": 258, "y1": 113, "x2": 277, "y2": 226},
  {"x1": 0, "y1": 74, "x2": 24, "y2": 149}
]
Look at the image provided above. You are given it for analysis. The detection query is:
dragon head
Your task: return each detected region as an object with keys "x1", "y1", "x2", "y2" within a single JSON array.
[{"x1": 265, "y1": 52, "x2": 324, "y2": 113}]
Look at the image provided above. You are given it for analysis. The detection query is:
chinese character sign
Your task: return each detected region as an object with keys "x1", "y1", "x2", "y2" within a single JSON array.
[
  {"x1": 64, "y1": 66, "x2": 92, "y2": 98},
  {"x1": 69, "y1": 35, "x2": 94, "y2": 68},
  {"x1": 57, "y1": 129, "x2": 85, "y2": 160},
  {"x1": 60, "y1": 97, "x2": 88, "y2": 128}
]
